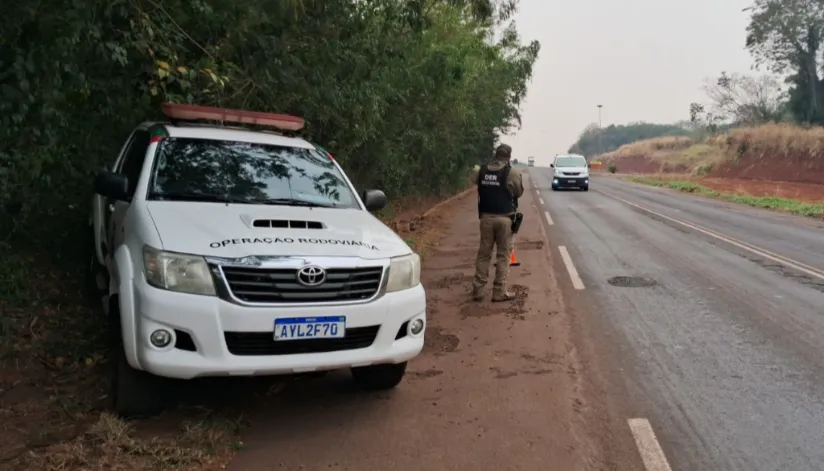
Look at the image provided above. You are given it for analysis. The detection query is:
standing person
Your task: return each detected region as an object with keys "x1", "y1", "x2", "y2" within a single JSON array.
[{"x1": 470, "y1": 143, "x2": 524, "y2": 302}]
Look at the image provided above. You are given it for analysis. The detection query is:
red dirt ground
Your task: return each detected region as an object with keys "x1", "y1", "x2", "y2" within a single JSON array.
[
  {"x1": 711, "y1": 154, "x2": 824, "y2": 184},
  {"x1": 600, "y1": 146, "x2": 824, "y2": 203}
]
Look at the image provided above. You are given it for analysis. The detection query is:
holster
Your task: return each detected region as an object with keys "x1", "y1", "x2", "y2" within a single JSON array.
[{"x1": 510, "y1": 212, "x2": 524, "y2": 234}]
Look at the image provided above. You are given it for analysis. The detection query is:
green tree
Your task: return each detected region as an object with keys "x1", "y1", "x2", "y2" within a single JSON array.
[
  {"x1": 0, "y1": 0, "x2": 540, "y2": 260},
  {"x1": 745, "y1": 0, "x2": 824, "y2": 123}
]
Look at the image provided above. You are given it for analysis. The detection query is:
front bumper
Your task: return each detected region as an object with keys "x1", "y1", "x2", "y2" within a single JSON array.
[
  {"x1": 124, "y1": 279, "x2": 426, "y2": 379},
  {"x1": 552, "y1": 176, "x2": 589, "y2": 188}
]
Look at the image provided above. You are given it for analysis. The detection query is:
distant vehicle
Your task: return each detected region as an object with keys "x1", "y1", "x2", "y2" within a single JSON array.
[
  {"x1": 550, "y1": 154, "x2": 590, "y2": 191},
  {"x1": 527, "y1": 157, "x2": 535, "y2": 167},
  {"x1": 513, "y1": 158, "x2": 519, "y2": 164}
]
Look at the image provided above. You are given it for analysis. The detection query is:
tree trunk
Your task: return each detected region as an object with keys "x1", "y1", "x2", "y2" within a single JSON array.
[{"x1": 805, "y1": 26, "x2": 820, "y2": 121}]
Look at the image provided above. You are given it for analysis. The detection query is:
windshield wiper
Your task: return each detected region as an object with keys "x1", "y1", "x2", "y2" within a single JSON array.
[
  {"x1": 259, "y1": 198, "x2": 335, "y2": 208},
  {"x1": 150, "y1": 192, "x2": 254, "y2": 204}
]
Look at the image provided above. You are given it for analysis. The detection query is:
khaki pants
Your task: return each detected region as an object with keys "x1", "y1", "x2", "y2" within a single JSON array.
[{"x1": 472, "y1": 214, "x2": 513, "y2": 295}]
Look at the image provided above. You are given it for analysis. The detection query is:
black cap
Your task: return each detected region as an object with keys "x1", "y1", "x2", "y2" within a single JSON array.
[{"x1": 495, "y1": 144, "x2": 512, "y2": 159}]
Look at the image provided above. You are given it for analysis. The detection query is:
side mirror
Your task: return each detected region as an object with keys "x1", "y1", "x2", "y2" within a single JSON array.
[
  {"x1": 94, "y1": 171, "x2": 130, "y2": 201},
  {"x1": 362, "y1": 189, "x2": 387, "y2": 212},
  {"x1": 549, "y1": 163, "x2": 554, "y2": 168}
]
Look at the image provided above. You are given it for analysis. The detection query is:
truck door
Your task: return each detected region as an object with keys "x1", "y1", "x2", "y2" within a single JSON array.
[
  {"x1": 106, "y1": 130, "x2": 151, "y2": 273},
  {"x1": 93, "y1": 131, "x2": 138, "y2": 263}
]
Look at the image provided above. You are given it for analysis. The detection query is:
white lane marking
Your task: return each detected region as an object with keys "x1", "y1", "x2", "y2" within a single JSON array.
[
  {"x1": 598, "y1": 189, "x2": 824, "y2": 281},
  {"x1": 628, "y1": 418, "x2": 673, "y2": 471},
  {"x1": 539, "y1": 197, "x2": 545, "y2": 205},
  {"x1": 544, "y1": 211, "x2": 553, "y2": 226},
  {"x1": 535, "y1": 189, "x2": 540, "y2": 196},
  {"x1": 558, "y1": 246, "x2": 584, "y2": 289}
]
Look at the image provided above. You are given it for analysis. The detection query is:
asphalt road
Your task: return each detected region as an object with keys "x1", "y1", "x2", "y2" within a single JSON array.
[{"x1": 530, "y1": 168, "x2": 824, "y2": 471}]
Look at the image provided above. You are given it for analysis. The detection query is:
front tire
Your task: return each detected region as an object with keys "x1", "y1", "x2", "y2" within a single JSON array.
[
  {"x1": 351, "y1": 362, "x2": 408, "y2": 390},
  {"x1": 109, "y1": 296, "x2": 167, "y2": 418},
  {"x1": 581, "y1": 185, "x2": 589, "y2": 191}
]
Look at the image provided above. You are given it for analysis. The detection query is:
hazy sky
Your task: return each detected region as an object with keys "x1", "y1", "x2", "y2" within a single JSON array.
[{"x1": 504, "y1": 0, "x2": 756, "y2": 165}]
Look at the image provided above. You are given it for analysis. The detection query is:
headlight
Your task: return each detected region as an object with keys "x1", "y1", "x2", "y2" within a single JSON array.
[
  {"x1": 386, "y1": 253, "x2": 421, "y2": 292},
  {"x1": 143, "y1": 246, "x2": 216, "y2": 296}
]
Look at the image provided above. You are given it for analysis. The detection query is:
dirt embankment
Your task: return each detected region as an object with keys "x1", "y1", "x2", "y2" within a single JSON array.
[
  {"x1": 598, "y1": 124, "x2": 824, "y2": 201},
  {"x1": 709, "y1": 125, "x2": 824, "y2": 184}
]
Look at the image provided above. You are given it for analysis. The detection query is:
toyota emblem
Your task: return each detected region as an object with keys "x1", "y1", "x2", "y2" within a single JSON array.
[{"x1": 296, "y1": 265, "x2": 326, "y2": 287}]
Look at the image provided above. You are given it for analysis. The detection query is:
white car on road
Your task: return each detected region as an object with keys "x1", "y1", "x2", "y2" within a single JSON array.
[
  {"x1": 550, "y1": 154, "x2": 590, "y2": 191},
  {"x1": 87, "y1": 103, "x2": 426, "y2": 417}
]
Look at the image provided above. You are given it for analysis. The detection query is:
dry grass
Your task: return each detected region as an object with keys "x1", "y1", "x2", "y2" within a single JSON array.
[
  {"x1": 0, "y1": 247, "x2": 245, "y2": 470},
  {"x1": 605, "y1": 135, "x2": 694, "y2": 157},
  {"x1": 709, "y1": 123, "x2": 824, "y2": 160},
  {"x1": 600, "y1": 136, "x2": 725, "y2": 174},
  {"x1": 600, "y1": 123, "x2": 824, "y2": 175},
  {"x1": 17, "y1": 412, "x2": 242, "y2": 471}
]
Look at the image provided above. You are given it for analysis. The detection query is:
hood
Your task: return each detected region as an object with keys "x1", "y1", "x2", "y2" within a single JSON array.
[{"x1": 145, "y1": 202, "x2": 411, "y2": 260}]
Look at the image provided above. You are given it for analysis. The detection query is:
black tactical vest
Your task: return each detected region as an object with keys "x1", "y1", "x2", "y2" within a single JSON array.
[{"x1": 477, "y1": 164, "x2": 515, "y2": 215}]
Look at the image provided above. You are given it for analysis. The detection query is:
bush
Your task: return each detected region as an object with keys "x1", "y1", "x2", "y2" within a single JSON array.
[
  {"x1": 608, "y1": 164, "x2": 617, "y2": 173},
  {"x1": 0, "y1": 0, "x2": 540, "y2": 266}
]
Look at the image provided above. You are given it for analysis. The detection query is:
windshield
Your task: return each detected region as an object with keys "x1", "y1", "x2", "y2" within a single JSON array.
[
  {"x1": 147, "y1": 138, "x2": 359, "y2": 208},
  {"x1": 554, "y1": 157, "x2": 587, "y2": 168}
]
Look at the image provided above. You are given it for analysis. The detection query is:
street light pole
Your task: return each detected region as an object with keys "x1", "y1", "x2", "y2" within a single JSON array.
[{"x1": 597, "y1": 104, "x2": 603, "y2": 156}]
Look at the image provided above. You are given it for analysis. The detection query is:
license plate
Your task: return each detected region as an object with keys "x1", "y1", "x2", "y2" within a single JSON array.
[
  {"x1": 567, "y1": 179, "x2": 575, "y2": 183},
  {"x1": 274, "y1": 316, "x2": 345, "y2": 341}
]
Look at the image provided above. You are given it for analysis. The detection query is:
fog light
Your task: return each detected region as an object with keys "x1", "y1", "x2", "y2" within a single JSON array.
[
  {"x1": 409, "y1": 318, "x2": 425, "y2": 335},
  {"x1": 552, "y1": 179, "x2": 558, "y2": 184},
  {"x1": 150, "y1": 329, "x2": 173, "y2": 348}
]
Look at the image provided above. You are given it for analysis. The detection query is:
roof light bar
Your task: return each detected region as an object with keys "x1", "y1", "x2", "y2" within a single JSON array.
[{"x1": 161, "y1": 103, "x2": 305, "y2": 131}]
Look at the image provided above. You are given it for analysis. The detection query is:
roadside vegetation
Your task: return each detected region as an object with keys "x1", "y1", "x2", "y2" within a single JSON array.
[
  {"x1": 0, "y1": 1, "x2": 539, "y2": 469},
  {"x1": 626, "y1": 176, "x2": 824, "y2": 218},
  {"x1": 598, "y1": 123, "x2": 824, "y2": 178}
]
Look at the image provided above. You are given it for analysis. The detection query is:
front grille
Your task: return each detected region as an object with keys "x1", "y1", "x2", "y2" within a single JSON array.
[
  {"x1": 224, "y1": 326, "x2": 380, "y2": 355},
  {"x1": 221, "y1": 266, "x2": 384, "y2": 303},
  {"x1": 563, "y1": 172, "x2": 581, "y2": 176}
]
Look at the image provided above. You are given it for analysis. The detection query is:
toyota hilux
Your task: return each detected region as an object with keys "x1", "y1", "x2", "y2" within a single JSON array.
[{"x1": 87, "y1": 103, "x2": 426, "y2": 417}]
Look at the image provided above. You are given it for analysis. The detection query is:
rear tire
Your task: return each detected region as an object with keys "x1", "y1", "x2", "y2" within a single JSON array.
[
  {"x1": 109, "y1": 296, "x2": 167, "y2": 418},
  {"x1": 351, "y1": 362, "x2": 408, "y2": 390}
]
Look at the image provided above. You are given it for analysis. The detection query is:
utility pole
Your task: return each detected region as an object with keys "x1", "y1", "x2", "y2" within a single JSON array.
[{"x1": 597, "y1": 104, "x2": 603, "y2": 156}]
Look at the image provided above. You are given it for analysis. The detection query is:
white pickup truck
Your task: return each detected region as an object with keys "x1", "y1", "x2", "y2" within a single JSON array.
[{"x1": 87, "y1": 103, "x2": 426, "y2": 417}]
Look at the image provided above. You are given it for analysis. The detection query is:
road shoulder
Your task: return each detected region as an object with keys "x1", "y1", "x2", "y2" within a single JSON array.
[{"x1": 226, "y1": 176, "x2": 625, "y2": 470}]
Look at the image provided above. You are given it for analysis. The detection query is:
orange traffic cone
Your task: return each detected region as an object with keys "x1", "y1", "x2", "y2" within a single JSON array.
[{"x1": 509, "y1": 248, "x2": 520, "y2": 266}]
